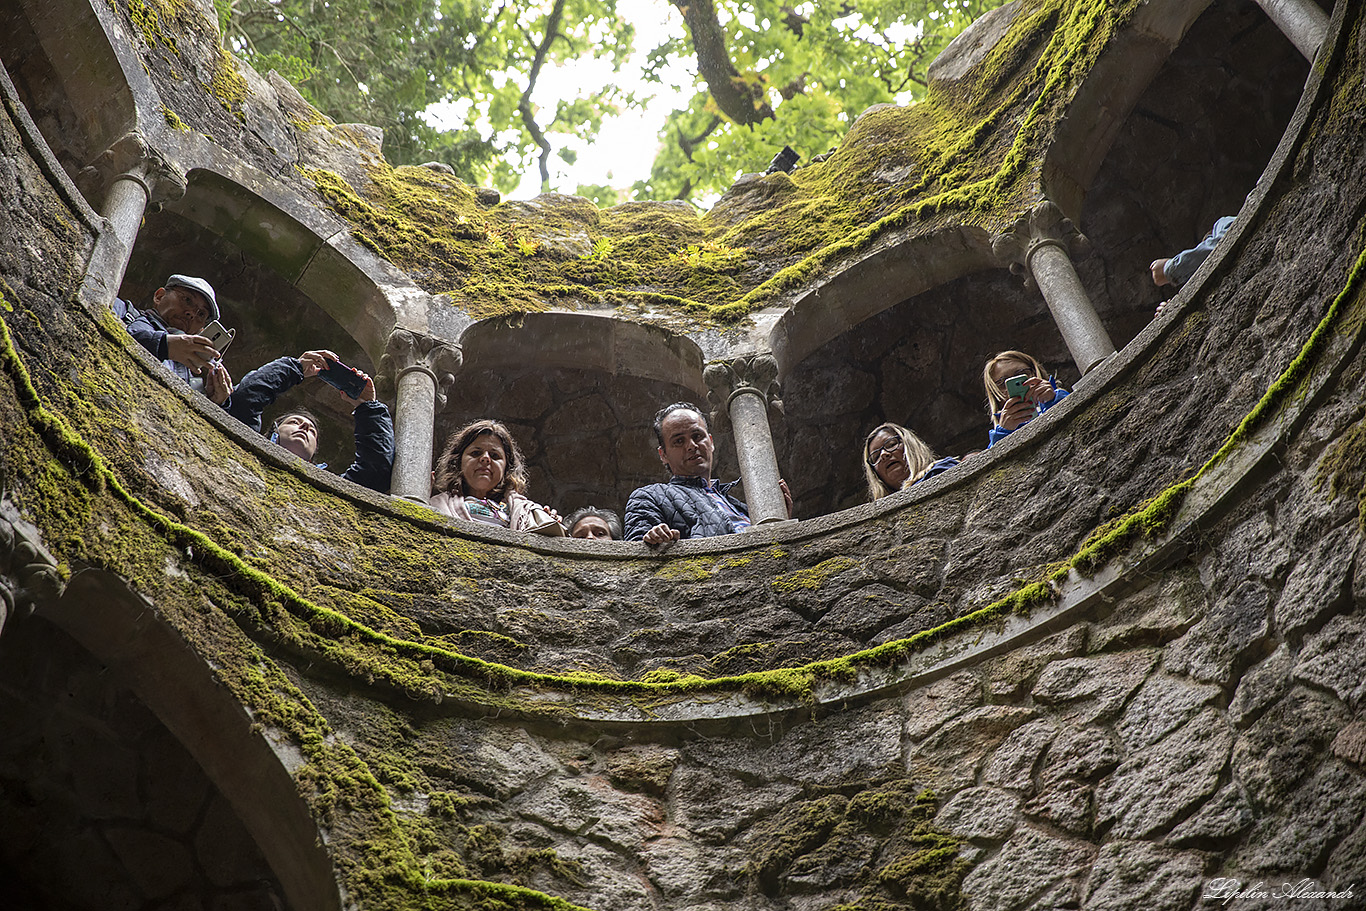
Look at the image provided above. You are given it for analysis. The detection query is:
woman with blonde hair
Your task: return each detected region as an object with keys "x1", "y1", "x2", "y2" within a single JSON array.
[
  {"x1": 863, "y1": 423, "x2": 958, "y2": 501},
  {"x1": 430, "y1": 419, "x2": 562, "y2": 534},
  {"x1": 982, "y1": 349, "x2": 1069, "y2": 447}
]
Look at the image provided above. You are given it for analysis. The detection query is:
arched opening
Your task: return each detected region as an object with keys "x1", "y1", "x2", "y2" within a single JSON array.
[
  {"x1": 778, "y1": 268, "x2": 1068, "y2": 518},
  {"x1": 448, "y1": 313, "x2": 718, "y2": 514},
  {"x1": 1058, "y1": 0, "x2": 1313, "y2": 345},
  {"x1": 7, "y1": 571, "x2": 347, "y2": 911},
  {"x1": 0, "y1": 615, "x2": 292, "y2": 909},
  {"x1": 122, "y1": 172, "x2": 388, "y2": 472}
]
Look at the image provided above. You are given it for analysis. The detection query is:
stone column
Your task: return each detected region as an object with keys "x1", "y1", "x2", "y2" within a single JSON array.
[
  {"x1": 78, "y1": 132, "x2": 187, "y2": 293},
  {"x1": 993, "y1": 200, "x2": 1115, "y2": 376},
  {"x1": 0, "y1": 510, "x2": 64, "y2": 643},
  {"x1": 380, "y1": 329, "x2": 462, "y2": 503},
  {"x1": 1252, "y1": 0, "x2": 1329, "y2": 62},
  {"x1": 704, "y1": 353, "x2": 789, "y2": 526}
]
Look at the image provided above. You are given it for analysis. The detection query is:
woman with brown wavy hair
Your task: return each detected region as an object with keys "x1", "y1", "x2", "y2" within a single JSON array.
[{"x1": 429, "y1": 419, "x2": 562, "y2": 534}]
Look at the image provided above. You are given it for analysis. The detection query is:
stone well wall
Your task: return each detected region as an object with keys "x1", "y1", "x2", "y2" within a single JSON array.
[{"x1": 0, "y1": 1, "x2": 1364, "y2": 910}]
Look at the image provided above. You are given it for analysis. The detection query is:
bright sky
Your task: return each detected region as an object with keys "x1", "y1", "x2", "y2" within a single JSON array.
[
  {"x1": 423, "y1": 0, "x2": 695, "y2": 202},
  {"x1": 420, "y1": 0, "x2": 936, "y2": 203}
]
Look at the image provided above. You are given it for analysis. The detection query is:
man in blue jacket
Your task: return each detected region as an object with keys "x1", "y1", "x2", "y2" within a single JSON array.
[
  {"x1": 122, "y1": 274, "x2": 233, "y2": 404},
  {"x1": 625, "y1": 402, "x2": 790, "y2": 545},
  {"x1": 1150, "y1": 215, "x2": 1236, "y2": 289},
  {"x1": 229, "y1": 350, "x2": 394, "y2": 494}
]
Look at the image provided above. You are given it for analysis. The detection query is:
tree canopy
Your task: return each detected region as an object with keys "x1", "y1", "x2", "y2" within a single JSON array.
[{"x1": 216, "y1": 0, "x2": 1006, "y2": 205}]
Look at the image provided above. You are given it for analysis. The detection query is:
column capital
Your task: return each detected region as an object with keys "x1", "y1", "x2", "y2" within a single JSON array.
[
  {"x1": 703, "y1": 352, "x2": 783, "y2": 427},
  {"x1": 991, "y1": 200, "x2": 1092, "y2": 290},
  {"x1": 0, "y1": 510, "x2": 65, "y2": 638},
  {"x1": 380, "y1": 328, "x2": 462, "y2": 408},
  {"x1": 77, "y1": 131, "x2": 187, "y2": 209}
]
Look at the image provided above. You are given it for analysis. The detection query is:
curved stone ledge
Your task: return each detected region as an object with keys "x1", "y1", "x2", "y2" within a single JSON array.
[{"x1": 439, "y1": 238, "x2": 1366, "y2": 723}]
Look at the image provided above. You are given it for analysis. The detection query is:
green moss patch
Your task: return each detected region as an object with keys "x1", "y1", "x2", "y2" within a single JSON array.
[
  {"x1": 1316, "y1": 411, "x2": 1366, "y2": 528},
  {"x1": 772, "y1": 556, "x2": 858, "y2": 593},
  {"x1": 752, "y1": 784, "x2": 970, "y2": 910},
  {"x1": 302, "y1": 165, "x2": 732, "y2": 321},
  {"x1": 297, "y1": 0, "x2": 1144, "y2": 324}
]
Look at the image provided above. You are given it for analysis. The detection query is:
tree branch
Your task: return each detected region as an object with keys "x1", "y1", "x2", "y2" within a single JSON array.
[
  {"x1": 669, "y1": 0, "x2": 773, "y2": 125},
  {"x1": 519, "y1": 0, "x2": 567, "y2": 192},
  {"x1": 676, "y1": 114, "x2": 723, "y2": 160}
]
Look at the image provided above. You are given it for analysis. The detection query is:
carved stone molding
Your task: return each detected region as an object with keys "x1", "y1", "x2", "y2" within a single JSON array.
[
  {"x1": 0, "y1": 508, "x2": 65, "y2": 638},
  {"x1": 703, "y1": 353, "x2": 783, "y2": 429},
  {"x1": 379, "y1": 328, "x2": 462, "y2": 407},
  {"x1": 76, "y1": 131, "x2": 188, "y2": 211},
  {"x1": 991, "y1": 199, "x2": 1093, "y2": 292}
]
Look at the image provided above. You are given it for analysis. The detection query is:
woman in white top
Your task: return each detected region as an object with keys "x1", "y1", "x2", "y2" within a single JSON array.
[{"x1": 429, "y1": 419, "x2": 561, "y2": 533}]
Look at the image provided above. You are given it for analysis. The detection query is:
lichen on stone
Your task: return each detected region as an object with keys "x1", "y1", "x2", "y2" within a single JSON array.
[
  {"x1": 291, "y1": 0, "x2": 1147, "y2": 326},
  {"x1": 752, "y1": 783, "x2": 971, "y2": 910},
  {"x1": 772, "y1": 556, "x2": 859, "y2": 593}
]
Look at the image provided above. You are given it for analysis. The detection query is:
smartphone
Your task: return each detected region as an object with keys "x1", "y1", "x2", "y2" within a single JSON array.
[
  {"x1": 202, "y1": 319, "x2": 235, "y2": 354},
  {"x1": 319, "y1": 359, "x2": 368, "y2": 399},
  {"x1": 1004, "y1": 374, "x2": 1030, "y2": 399}
]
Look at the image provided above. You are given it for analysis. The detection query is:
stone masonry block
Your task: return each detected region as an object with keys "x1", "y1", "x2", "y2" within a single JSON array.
[
  {"x1": 1032, "y1": 650, "x2": 1157, "y2": 724},
  {"x1": 1293, "y1": 612, "x2": 1366, "y2": 711},
  {"x1": 1096, "y1": 709, "x2": 1232, "y2": 839},
  {"x1": 1080, "y1": 841, "x2": 1208, "y2": 911},
  {"x1": 1276, "y1": 523, "x2": 1354, "y2": 640},
  {"x1": 982, "y1": 718, "x2": 1059, "y2": 792}
]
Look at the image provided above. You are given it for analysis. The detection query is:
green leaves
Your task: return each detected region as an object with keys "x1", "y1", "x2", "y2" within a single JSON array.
[
  {"x1": 641, "y1": 0, "x2": 1010, "y2": 201},
  {"x1": 221, "y1": 0, "x2": 1006, "y2": 203}
]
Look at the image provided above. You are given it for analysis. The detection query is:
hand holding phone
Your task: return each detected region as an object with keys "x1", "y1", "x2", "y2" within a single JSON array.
[
  {"x1": 202, "y1": 319, "x2": 236, "y2": 355},
  {"x1": 318, "y1": 358, "x2": 368, "y2": 399}
]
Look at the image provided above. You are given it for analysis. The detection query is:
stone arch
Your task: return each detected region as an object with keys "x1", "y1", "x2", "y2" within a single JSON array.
[
  {"x1": 0, "y1": 0, "x2": 134, "y2": 181},
  {"x1": 459, "y1": 311, "x2": 705, "y2": 394},
  {"x1": 121, "y1": 167, "x2": 411, "y2": 470},
  {"x1": 151, "y1": 167, "x2": 402, "y2": 361},
  {"x1": 766, "y1": 227, "x2": 997, "y2": 382},
  {"x1": 1041, "y1": 0, "x2": 1311, "y2": 344},
  {"x1": 1039, "y1": 0, "x2": 1215, "y2": 218},
  {"x1": 29, "y1": 570, "x2": 343, "y2": 911},
  {"x1": 775, "y1": 265, "x2": 1069, "y2": 517},
  {"x1": 444, "y1": 312, "x2": 710, "y2": 511}
]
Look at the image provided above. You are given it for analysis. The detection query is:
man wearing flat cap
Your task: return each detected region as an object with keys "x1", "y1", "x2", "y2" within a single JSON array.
[{"x1": 123, "y1": 274, "x2": 234, "y2": 405}]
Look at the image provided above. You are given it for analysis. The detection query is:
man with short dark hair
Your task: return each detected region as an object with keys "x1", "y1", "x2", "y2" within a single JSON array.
[
  {"x1": 123, "y1": 274, "x2": 233, "y2": 404},
  {"x1": 231, "y1": 350, "x2": 394, "y2": 494},
  {"x1": 624, "y1": 402, "x2": 791, "y2": 545}
]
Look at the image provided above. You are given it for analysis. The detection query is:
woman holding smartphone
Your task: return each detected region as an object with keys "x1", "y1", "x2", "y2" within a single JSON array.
[{"x1": 982, "y1": 350, "x2": 1069, "y2": 448}]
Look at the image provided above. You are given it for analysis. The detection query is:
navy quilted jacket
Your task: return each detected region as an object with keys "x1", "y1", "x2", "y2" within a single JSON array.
[{"x1": 624, "y1": 476, "x2": 750, "y2": 541}]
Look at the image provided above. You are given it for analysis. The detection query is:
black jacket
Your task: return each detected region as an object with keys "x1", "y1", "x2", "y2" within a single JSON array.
[
  {"x1": 624, "y1": 476, "x2": 750, "y2": 541},
  {"x1": 228, "y1": 357, "x2": 394, "y2": 494},
  {"x1": 122, "y1": 302, "x2": 227, "y2": 408}
]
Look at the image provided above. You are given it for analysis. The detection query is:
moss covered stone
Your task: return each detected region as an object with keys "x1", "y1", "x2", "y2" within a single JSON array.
[
  {"x1": 752, "y1": 784, "x2": 970, "y2": 910},
  {"x1": 292, "y1": 0, "x2": 1145, "y2": 326}
]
